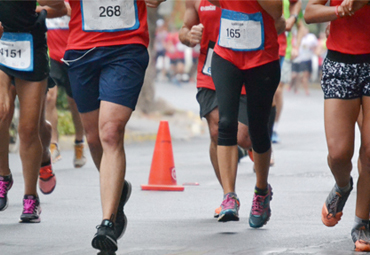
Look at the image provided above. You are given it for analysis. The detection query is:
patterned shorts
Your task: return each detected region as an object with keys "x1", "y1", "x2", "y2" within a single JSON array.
[{"x1": 321, "y1": 58, "x2": 370, "y2": 99}]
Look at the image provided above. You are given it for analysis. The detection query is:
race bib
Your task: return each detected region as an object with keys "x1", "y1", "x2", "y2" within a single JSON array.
[
  {"x1": 81, "y1": 0, "x2": 139, "y2": 32},
  {"x1": 0, "y1": 33, "x2": 33, "y2": 71},
  {"x1": 202, "y1": 41, "x2": 215, "y2": 76},
  {"x1": 218, "y1": 9, "x2": 264, "y2": 51},
  {"x1": 46, "y1": 16, "x2": 70, "y2": 30}
]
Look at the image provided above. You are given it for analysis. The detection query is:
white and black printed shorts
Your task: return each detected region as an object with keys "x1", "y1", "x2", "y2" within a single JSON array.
[{"x1": 321, "y1": 58, "x2": 370, "y2": 99}]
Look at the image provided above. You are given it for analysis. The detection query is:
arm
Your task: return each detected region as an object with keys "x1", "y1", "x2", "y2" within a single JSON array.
[
  {"x1": 38, "y1": 0, "x2": 65, "y2": 9},
  {"x1": 36, "y1": 1, "x2": 70, "y2": 18},
  {"x1": 304, "y1": 0, "x2": 366, "y2": 24},
  {"x1": 144, "y1": 0, "x2": 166, "y2": 8},
  {"x1": 257, "y1": 0, "x2": 282, "y2": 20},
  {"x1": 285, "y1": 0, "x2": 302, "y2": 31},
  {"x1": 179, "y1": 0, "x2": 203, "y2": 48},
  {"x1": 207, "y1": 0, "x2": 220, "y2": 7},
  {"x1": 275, "y1": 16, "x2": 286, "y2": 35}
]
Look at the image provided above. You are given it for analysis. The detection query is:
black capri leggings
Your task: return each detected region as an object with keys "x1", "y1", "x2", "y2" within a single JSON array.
[{"x1": 211, "y1": 52, "x2": 280, "y2": 153}]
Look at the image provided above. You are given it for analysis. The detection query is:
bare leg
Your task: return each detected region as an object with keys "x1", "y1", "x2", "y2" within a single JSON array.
[
  {"x1": 67, "y1": 96, "x2": 84, "y2": 141},
  {"x1": 45, "y1": 86, "x2": 58, "y2": 144},
  {"x1": 99, "y1": 101, "x2": 132, "y2": 221},
  {"x1": 0, "y1": 72, "x2": 15, "y2": 176},
  {"x1": 15, "y1": 78, "x2": 47, "y2": 196}
]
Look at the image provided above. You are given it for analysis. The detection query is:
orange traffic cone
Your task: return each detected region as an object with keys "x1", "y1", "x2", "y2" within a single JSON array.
[{"x1": 141, "y1": 121, "x2": 184, "y2": 191}]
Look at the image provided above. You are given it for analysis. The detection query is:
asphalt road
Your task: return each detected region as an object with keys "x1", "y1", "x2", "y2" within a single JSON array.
[{"x1": 1, "y1": 84, "x2": 364, "y2": 255}]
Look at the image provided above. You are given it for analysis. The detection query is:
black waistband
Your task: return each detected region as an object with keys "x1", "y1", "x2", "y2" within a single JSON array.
[{"x1": 327, "y1": 50, "x2": 370, "y2": 64}]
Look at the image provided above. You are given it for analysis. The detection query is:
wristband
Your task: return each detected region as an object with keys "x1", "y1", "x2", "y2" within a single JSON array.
[{"x1": 335, "y1": 5, "x2": 341, "y2": 18}]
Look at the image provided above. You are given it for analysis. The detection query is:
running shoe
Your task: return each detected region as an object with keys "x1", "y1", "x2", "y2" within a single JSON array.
[
  {"x1": 115, "y1": 180, "x2": 132, "y2": 240},
  {"x1": 249, "y1": 185, "x2": 273, "y2": 228},
  {"x1": 271, "y1": 131, "x2": 280, "y2": 144},
  {"x1": 92, "y1": 219, "x2": 118, "y2": 252},
  {"x1": 74, "y1": 142, "x2": 87, "y2": 168},
  {"x1": 0, "y1": 174, "x2": 13, "y2": 211},
  {"x1": 321, "y1": 177, "x2": 353, "y2": 227},
  {"x1": 39, "y1": 162, "x2": 57, "y2": 195},
  {"x1": 237, "y1": 146, "x2": 248, "y2": 163},
  {"x1": 50, "y1": 143, "x2": 61, "y2": 163},
  {"x1": 214, "y1": 206, "x2": 221, "y2": 218},
  {"x1": 352, "y1": 224, "x2": 370, "y2": 251},
  {"x1": 218, "y1": 193, "x2": 240, "y2": 222},
  {"x1": 19, "y1": 195, "x2": 41, "y2": 223}
]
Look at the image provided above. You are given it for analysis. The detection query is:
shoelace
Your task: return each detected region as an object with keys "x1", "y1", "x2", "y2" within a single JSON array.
[
  {"x1": 357, "y1": 226, "x2": 370, "y2": 243},
  {"x1": 0, "y1": 181, "x2": 10, "y2": 198},
  {"x1": 327, "y1": 193, "x2": 340, "y2": 217},
  {"x1": 221, "y1": 196, "x2": 237, "y2": 210},
  {"x1": 39, "y1": 166, "x2": 53, "y2": 179},
  {"x1": 252, "y1": 194, "x2": 266, "y2": 215},
  {"x1": 23, "y1": 199, "x2": 37, "y2": 214}
]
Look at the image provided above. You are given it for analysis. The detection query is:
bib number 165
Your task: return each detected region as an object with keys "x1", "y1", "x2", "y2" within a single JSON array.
[{"x1": 226, "y1": 28, "x2": 241, "y2": 39}]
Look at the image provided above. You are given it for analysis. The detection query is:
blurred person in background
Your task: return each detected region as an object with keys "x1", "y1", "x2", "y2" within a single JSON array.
[
  {"x1": 154, "y1": 18, "x2": 169, "y2": 82},
  {"x1": 38, "y1": 1, "x2": 87, "y2": 168},
  {"x1": 290, "y1": 25, "x2": 318, "y2": 95}
]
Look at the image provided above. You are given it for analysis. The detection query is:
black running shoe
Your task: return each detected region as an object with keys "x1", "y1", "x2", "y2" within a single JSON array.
[
  {"x1": 0, "y1": 174, "x2": 13, "y2": 211},
  {"x1": 92, "y1": 219, "x2": 118, "y2": 252},
  {"x1": 19, "y1": 195, "x2": 41, "y2": 223},
  {"x1": 115, "y1": 180, "x2": 132, "y2": 240}
]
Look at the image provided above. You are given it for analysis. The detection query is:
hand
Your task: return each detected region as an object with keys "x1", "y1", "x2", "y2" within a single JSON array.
[
  {"x1": 342, "y1": 0, "x2": 369, "y2": 13},
  {"x1": 144, "y1": 0, "x2": 165, "y2": 8},
  {"x1": 285, "y1": 16, "x2": 295, "y2": 32},
  {"x1": 291, "y1": 47, "x2": 298, "y2": 60},
  {"x1": 338, "y1": 2, "x2": 354, "y2": 17},
  {"x1": 189, "y1": 23, "x2": 204, "y2": 47}
]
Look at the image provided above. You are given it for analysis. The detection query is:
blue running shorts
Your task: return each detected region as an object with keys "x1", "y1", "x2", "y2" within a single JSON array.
[{"x1": 64, "y1": 44, "x2": 149, "y2": 113}]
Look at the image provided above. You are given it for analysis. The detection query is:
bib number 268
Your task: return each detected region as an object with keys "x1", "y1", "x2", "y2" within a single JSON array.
[{"x1": 99, "y1": 5, "x2": 121, "y2": 17}]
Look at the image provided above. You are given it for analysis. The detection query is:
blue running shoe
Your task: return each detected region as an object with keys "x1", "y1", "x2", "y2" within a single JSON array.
[
  {"x1": 249, "y1": 185, "x2": 273, "y2": 228},
  {"x1": 271, "y1": 131, "x2": 280, "y2": 144},
  {"x1": 218, "y1": 193, "x2": 240, "y2": 222}
]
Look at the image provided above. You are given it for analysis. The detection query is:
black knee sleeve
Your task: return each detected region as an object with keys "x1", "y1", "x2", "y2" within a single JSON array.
[{"x1": 218, "y1": 116, "x2": 238, "y2": 146}]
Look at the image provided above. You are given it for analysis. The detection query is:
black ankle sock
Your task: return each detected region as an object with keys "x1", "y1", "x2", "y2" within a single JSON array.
[
  {"x1": 255, "y1": 186, "x2": 268, "y2": 195},
  {"x1": 41, "y1": 159, "x2": 51, "y2": 167},
  {"x1": 75, "y1": 139, "x2": 84, "y2": 144}
]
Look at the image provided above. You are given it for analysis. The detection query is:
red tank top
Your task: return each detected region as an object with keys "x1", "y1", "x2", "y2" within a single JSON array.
[
  {"x1": 196, "y1": 0, "x2": 221, "y2": 90},
  {"x1": 46, "y1": 16, "x2": 69, "y2": 63},
  {"x1": 278, "y1": 33, "x2": 287, "y2": 57},
  {"x1": 196, "y1": 0, "x2": 246, "y2": 94},
  {"x1": 213, "y1": 0, "x2": 279, "y2": 70},
  {"x1": 327, "y1": 1, "x2": 370, "y2": 55},
  {"x1": 67, "y1": 0, "x2": 149, "y2": 50}
]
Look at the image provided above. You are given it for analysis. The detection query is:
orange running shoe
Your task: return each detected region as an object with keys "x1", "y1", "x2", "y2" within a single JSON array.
[
  {"x1": 352, "y1": 225, "x2": 370, "y2": 252},
  {"x1": 74, "y1": 143, "x2": 86, "y2": 168},
  {"x1": 39, "y1": 163, "x2": 56, "y2": 195},
  {"x1": 321, "y1": 177, "x2": 353, "y2": 227},
  {"x1": 214, "y1": 206, "x2": 222, "y2": 218}
]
